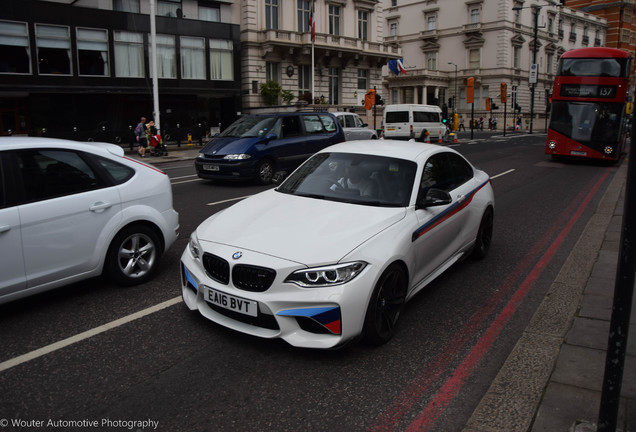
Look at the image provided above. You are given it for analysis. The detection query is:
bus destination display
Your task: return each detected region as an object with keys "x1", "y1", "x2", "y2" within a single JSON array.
[{"x1": 560, "y1": 84, "x2": 617, "y2": 98}]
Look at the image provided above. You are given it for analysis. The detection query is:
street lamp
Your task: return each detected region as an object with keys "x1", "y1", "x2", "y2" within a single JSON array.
[
  {"x1": 448, "y1": 62, "x2": 458, "y2": 116},
  {"x1": 512, "y1": 4, "x2": 542, "y2": 134}
]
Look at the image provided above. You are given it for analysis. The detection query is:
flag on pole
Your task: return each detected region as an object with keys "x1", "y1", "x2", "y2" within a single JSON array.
[
  {"x1": 388, "y1": 58, "x2": 407, "y2": 76},
  {"x1": 309, "y1": 7, "x2": 316, "y2": 42}
]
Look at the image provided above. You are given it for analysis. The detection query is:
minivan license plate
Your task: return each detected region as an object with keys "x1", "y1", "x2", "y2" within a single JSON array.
[{"x1": 206, "y1": 287, "x2": 258, "y2": 317}]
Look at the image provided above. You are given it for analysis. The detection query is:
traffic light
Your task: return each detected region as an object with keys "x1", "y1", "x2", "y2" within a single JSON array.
[
  {"x1": 492, "y1": 103, "x2": 498, "y2": 110},
  {"x1": 500, "y1": 82, "x2": 507, "y2": 103},
  {"x1": 466, "y1": 77, "x2": 474, "y2": 104},
  {"x1": 442, "y1": 104, "x2": 448, "y2": 122},
  {"x1": 375, "y1": 92, "x2": 384, "y2": 106},
  {"x1": 448, "y1": 97, "x2": 453, "y2": 109}
]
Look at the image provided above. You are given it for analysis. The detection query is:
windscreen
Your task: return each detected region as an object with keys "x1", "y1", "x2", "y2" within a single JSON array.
[
  {"x1": 219, "y1": 116, "x2": 280, "y2": 138},
  {"x1": 549, "y1": 101, "x2": 623, "y2": 144},
  {"x1": 277, "y1": 152, "x2": 417, "y2": 207},
  {"x1": 558, "y1": 57, "x2": 630, "y2": 78}
]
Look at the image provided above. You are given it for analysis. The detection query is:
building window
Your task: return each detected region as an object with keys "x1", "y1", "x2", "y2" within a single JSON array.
[
  {"x1": 329, "y1": 5, "x2": 341, "y2": 36},
  {"x1": 426, "y1": 15, "x2": 436, "y2": 31},
  {"x1": 114, "y1": 31, "x2": 144, "y2": 77},
  {"x1": 548, "y1": 16, "x2": 554, "y2": 34},
  {"x1": 390, "y1": 22, "x2": 398, "y2": 36},
  {"x1": 36, "y1": 24, "x2": 71, "y2": 75},
  {"x1": 266, "y1": 62, "x2": 279, "y2": 82},
  {"x1": 266, "y1": 0, "x2": 278, "y2": 30},
  {"x1": 425, "y1": 52, "x2": 437, "y2": 70},
  {"x1": 357, "y1": 69, "x2": 368, "y2": 90},
  {"x1": 181, "y1": 36, "x2": 205, "y2": 79},
  {"x1": 113, "y1": 0, "x2": 140, "y2": 12},
  {"x1": 149, "y1": 34, "x2": 176, "y2": 78},
  {"x1": 513, "y1": 46, "x2": 520, "y2": 69},
  {"x1": 513, "y1": 5, "x2": 521, "y2": 24},
  {"x1": 76, "y1": 28, "x2": 108, "y2": 76},
  {"x1": 199, "y1": 2, "x2": 220, "y2": 22},
  {"x1": 328, "y1": 67, "x2": 340, "y2": 104},
  {"x1": 298, "y1": 0, "x2": 311, "y2": 33},
  {"x1": 469, "y1": 7, "x2": 480, "y2": 24},
  {"x1": 157, "y1": 0, "x2": 181, "y2": 17},
  {"x1": 469, "y1": 48, "x2": 480, "y2": 69},
  {"x1": 210, "y1": 39, "x2": 233, "y2": 80},
  {"x1": 546, "y1": 53, "x2": 553, "y2": 74},
  {"x1": 358, "y1": 10, "x2": 368, "y2": 41},
  {"x1": 0, "y1": 20, "x2": 31, "y2": 74},
  {"x1": 621, "y1": 29, "x2": 630, "y2": 43},
  {"x1": 404, "y1": 87, "x2": 414, "y2": 104},
  {"x1": 298, "y1": 64, "x2": 310, "y2": 98}
]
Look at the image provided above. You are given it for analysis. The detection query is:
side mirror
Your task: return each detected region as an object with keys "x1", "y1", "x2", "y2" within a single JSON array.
[
  {"x1": 417, "y1": 188, "x2": 452, "y2": 209},
  {"x1": 264, "y1": 133, "x2": 277, "y2": 142}
]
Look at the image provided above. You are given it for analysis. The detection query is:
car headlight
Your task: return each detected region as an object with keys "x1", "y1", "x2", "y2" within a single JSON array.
[
  {"x1": 223, "y1": 154, "x2": 251, "y2": 160},
  {"x1": 196, "y1": 153, "x2": 205, "y2": 159},
  {"x1": 188, "y1": 232, "x2": 202, "y2": 260},
  {"x1": 285, "y1": 262, "x2": 367, "y2": 288}
]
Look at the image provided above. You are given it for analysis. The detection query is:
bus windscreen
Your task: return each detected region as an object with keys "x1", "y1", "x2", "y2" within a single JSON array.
[
  {"x1": 558, "y1": 58, "x2": 630, "y2": 78},
  {"x1": 550, "y1": 101, "x2": 622, "y2": 144}
]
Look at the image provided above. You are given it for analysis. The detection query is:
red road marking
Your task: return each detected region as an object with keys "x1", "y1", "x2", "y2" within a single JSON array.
[{"x1": 368, "y1": 169, "x2": 610, "y2": 432}]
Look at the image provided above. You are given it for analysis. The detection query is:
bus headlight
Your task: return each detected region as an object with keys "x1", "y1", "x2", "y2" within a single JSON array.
[
  {"x1": 548, "y1": 140, "x2": 557, "y2": 150},
  {"x1": 604, "y1": 146, "x2": 613, "y2": 155}
]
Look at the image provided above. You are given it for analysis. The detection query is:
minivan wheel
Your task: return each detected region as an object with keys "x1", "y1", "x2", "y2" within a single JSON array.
[{"x1": 255, "y1": 159, "x2": 275, "y2": 185}]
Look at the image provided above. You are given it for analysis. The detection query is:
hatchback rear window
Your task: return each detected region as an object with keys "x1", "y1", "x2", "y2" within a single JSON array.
[{"x1": 385, "y1": 111, "x2": 409, "y2": 123}]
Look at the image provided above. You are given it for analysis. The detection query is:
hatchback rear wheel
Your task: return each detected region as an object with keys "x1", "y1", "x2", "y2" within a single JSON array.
[
  {"x1": 471, "y1": 207, "x2": 493, "y2": 260},
  {"x1": 104, "y1": 225, "x2": 162, "y2": 286}
]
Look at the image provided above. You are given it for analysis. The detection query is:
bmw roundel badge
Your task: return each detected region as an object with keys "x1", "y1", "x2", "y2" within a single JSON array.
[{"x1": 232, "y1": 251, "x2": 243, "y2": 260}]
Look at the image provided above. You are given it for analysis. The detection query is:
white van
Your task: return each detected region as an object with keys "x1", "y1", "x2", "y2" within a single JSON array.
[{"x1": 382, "y1": 104, "x2": 449, "y2": 142}]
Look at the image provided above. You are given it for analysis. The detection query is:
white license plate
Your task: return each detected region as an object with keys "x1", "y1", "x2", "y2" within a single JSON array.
[
  {"x1": 206, "y1": 287, "x2": 258, "y2": 317},
  {"x1": 571, "y1": 151, "x2": 587, "y2": 156},
  {"x1": 203, "y1": 164, "x2": 220, "y2": 171}
]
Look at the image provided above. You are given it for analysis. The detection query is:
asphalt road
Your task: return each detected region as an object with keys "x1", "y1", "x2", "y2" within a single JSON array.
[{"x1": 0, "y1": 134, "x2": 620, "y2": 432}]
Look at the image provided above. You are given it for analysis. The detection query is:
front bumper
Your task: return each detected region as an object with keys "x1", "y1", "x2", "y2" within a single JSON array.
[
  {"x1": 180, "y1": 244, "x2": 375, "y2": 349},
  {"x1": 194, "y1": 158, "x2": 256, "y2": 180}
]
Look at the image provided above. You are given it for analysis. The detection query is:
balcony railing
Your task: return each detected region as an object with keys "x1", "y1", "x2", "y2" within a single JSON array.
[{"x1": 259, "y1": 29, "x2": 398, "y2": 56}]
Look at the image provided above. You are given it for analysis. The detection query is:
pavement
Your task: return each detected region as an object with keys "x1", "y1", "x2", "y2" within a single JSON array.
[{"x1": 127, "y1": 135, "x2": 635, "y2": 431}]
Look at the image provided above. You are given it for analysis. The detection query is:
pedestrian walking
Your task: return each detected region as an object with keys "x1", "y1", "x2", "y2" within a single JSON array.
[
  {"x1": 459, "y1": 115, "x2": 466, "y2": 131},
  {"x1": 135, "y1": 116, "x2": 147, "y2": 157}
]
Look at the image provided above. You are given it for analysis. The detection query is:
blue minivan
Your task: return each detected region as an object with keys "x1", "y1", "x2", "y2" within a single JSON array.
[{"x1": 195, "y1": 112, "x2": 345, "y2": 184}]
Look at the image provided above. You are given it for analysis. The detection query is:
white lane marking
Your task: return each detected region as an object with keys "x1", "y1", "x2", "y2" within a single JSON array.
[
  {"x1": 171, "y1": 174, "x2": 199, "y2": 180},
  {"x1": 0, "y1": 297, "x2": 182, "y2": 373},
  {"x1": 207, "y1": 195, "x2": 252, "y2": 206},
  {"x1": 172, "y1": 178, "x2": 203, "y2": 185},
  {"x1": 491, "y1": 169, "x2": 516, "y2": 179}
]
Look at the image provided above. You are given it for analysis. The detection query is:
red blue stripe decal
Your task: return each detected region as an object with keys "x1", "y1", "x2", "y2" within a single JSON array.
[
  {"x1": 277, "y1": 307, "x2": 342, "y2": 334},
  {"x1": 412, "y1": 179, "x2": 490, "y2": 242}
]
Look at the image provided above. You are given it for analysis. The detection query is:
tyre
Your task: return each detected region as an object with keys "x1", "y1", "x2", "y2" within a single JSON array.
[
  {"x1": 104, "y1": 225, "x2": 162, "y2": 286},
  {"x1": 254, "y1": 159, "x2": 275, "y2": 185},
  {"x1": 363, "y1": 263, "x2": 407, "y2": 345},
  {"x1": 471, "y1": 207, "x2": 493, "y2": 260}
]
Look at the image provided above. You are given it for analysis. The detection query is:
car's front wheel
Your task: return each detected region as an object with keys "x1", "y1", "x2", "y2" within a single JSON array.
[
  {"x1": 471, "y1": 207, "x2": 494, "y2": 260},
  {"x1": 104, "y1": 225, "x2": 162, "y2": 286},
  {"x1": 255, "y1": 159, "x2": 275, "y2": 185},
  {"x1": 363, "y1": 263, "x2": 407, "y2": 345}
]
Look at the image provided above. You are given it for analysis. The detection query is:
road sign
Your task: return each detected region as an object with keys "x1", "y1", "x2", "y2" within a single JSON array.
[{"x1": 529, "y1": 64, "x2": 538, "y2": 84}]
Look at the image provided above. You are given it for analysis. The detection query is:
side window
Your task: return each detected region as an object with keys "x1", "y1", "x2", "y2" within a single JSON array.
[
  {"x1": 418, "y1": 152, "x2": 473, "y2": 198},
  {"x1": 95, "y1": 155, "x2": 134, "y2": 184},
  {"x1": 448, "y1": 153, "x2": 474, "y2": 186},
  {"x1": 303, "y1": 115, "x2": 326, "y2": 134},
  {"x1": 281, "y1": 116, "x2": 301, "y2": 138},
  {"x1": 413, "y1": 111, "x2": 425, "y2": 122},
  {"x1": 318, "y1": 114, "x2": 337, "y2": 132},
  {"x1": 17, "y1": 149, "x2": 102, "y2": 203},
  {"x1": 345, "y1": 115, "x2": 356, "y2": 128},
  {"x1": 337, "y1": 115, "x2": 345, "y2": 128},
  {"x1": 354, "y1": 115, "x2": 364, "y2": 127}
]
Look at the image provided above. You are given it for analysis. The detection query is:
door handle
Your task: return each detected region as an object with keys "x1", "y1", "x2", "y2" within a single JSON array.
[
  {"x1": 89, "y1": 202, "x2": 112, "y2": 213},
  {"x1": 0, "y1": 225, "x2": 11, "y2": 233},
  {"x1": 457, "y1": 194, "x2": 466, "y2": 203}
]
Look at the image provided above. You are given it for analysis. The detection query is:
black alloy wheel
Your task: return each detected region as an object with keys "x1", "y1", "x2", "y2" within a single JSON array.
[{"x1": 363, "y1": 263, "x2": 407, "y2": 345}]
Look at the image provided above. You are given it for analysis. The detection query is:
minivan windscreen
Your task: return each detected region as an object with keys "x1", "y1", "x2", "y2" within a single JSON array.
[{"x1": 219, "y1": 116, "x2": 280, "y2": 138}]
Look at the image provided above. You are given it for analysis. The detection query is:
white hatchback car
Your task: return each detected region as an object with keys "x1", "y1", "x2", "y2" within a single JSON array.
[
  {"x1": 0, "y1": 137, "x2": 180, "y2": 304},
  {"x1": 181, "y1": 140, "x2": 494, "y2": 349},
  {"x1": 333, "y1": 112, "x2": 378, "y2": 141}
]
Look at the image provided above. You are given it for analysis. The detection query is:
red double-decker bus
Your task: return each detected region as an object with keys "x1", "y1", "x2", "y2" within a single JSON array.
[{"x1": 545, "y1": 47, "x2": 632, "y2": 162}]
